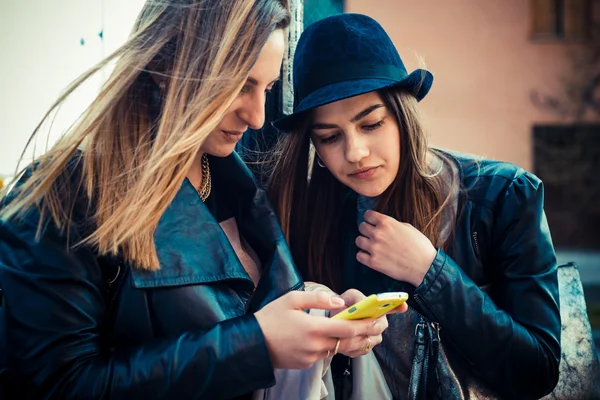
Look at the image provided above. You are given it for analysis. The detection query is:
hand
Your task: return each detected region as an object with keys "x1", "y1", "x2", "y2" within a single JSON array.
[
  {"x1": 255, "y1": 290, "x2": 388, "y2": 369},
  {"x1": 330, "y1": 289, "x2": 407, "y2": 358},
  {"x1": 356, "y1": 210, "x2": 437, "y2": 287}
]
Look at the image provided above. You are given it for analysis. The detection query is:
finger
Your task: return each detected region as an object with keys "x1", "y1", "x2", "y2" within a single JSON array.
[
  {"x1": 370, "y1": 334, "x2": 383, "y2": 347},
  {"x1": 344, "y1": 335, "x2": 381, "y2": 358},
  {"x1": 338, "y1": 289, "x2": 366, "y2": 306},
  {"x1": 285, "y1": 290, "x2": 346, "y2": 311},
  {"x1": 318, "y1": 337, "x2": 340, "y2": 359},
  {"x1": 356, "y1": 250, "x2": 371, "y2": 267},
  {"x1": 373, "y1": 315, "x2": 389, "y2": 331},
  {"x1": 387, "y1": 302, "x2": 409, "y2": 314},
  {"x1": 316, "y1": 318, "x2": 370, "y2": 339},
  {"x1": 336, "y1": 336, "x2": 361, "y2": 355},
  {"x1": 329, "y1": 290, "x2": 361, "y2": 318},
  {"x1": 355, "y1": 235, "x2": 371, "y2": 252},
  {"x1": 351, "y1": 318, "x2": 388, "y2": 337},
  {"x1": 363, "y1": 210, "x2": 384, "y2": 226},
  {"x1": 358, "y1": 221, "x2": 376, "y2": 238}
]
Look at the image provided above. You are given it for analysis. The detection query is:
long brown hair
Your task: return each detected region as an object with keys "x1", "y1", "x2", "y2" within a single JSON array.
[
  {"x1": 268, "y1": 88, "x2": 457, "y2": 292},
  {"x1": 0, "y1": 0, "x2": 290, "y2": 270}
]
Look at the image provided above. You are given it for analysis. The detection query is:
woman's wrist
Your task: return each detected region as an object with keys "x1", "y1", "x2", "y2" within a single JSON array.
[{"x1": 411, "y1": 245, "x2": 437, "y2": 287}]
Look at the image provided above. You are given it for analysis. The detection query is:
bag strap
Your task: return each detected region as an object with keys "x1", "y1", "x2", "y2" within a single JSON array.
[
  {"x1": 408, "y1": 314, "x2": 441, "y2": 400},
  {"x1": 408, "y1": 316, "x2": 427, "y2": 400}
]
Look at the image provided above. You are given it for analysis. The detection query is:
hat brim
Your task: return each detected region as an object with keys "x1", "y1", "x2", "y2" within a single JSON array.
[{"x1": 273, "y1": 69, "x2": 433, "y2": 132}]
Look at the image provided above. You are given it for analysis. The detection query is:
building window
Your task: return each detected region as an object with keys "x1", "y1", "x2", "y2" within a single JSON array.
[
  {"x1": 533, "y1": 124, "x2": 600, "y2": 249},
  {"x1": 304, "y1": 0, "x2": 344, "y2": 28},
  {"x1": 530, "y1": 0, "x2": 591, "y2": 40}
]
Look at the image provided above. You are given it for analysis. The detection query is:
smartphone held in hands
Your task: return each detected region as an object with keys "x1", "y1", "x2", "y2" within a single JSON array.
[{"x1": 333, "y1": 292, "x2": 409, "y2": 320}]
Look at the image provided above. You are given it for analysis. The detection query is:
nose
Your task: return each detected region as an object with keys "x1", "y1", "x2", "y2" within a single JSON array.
[
  {"x1": 345, "y1": 132, "x2": 370, "y2": 164},
  {"x1": 237, "y1": 93, "x2": 266, "y2": 130}
]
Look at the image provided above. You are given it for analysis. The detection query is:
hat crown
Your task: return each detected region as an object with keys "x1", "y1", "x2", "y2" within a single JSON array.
[
  {"x1": 293, "y1": 14, "x2": 406, "y2": 100},
  {"x1": 272, "y1": 13, "x2": 433, "y2": 132}
]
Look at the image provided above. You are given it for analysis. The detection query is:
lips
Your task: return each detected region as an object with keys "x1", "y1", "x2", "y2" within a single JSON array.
[
  {"x1": 221, "y1": 130, "x2": 244, "y2": 142},
  {"x1": 349, "y1": 166, "x2": 379, "y2": 179},
  {"x1": 222, "y1": 130, "x2": 244, "y2": 136}
]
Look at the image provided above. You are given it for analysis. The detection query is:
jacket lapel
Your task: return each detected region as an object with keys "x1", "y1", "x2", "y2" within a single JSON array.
[
  {"x1": 210, "y1": 153, "x2": 304, "y2": 312},
  {"x1": 130, "y1": 177, "x2": 249, "y2": 288},
  {"x1": 129, "y1": 152, "x2": 303, "y2": 310}
]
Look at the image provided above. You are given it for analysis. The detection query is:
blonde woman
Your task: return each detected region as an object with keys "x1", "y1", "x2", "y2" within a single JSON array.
[{"x1": 0, "y1": 2, "x2": 396, "y2": 399}]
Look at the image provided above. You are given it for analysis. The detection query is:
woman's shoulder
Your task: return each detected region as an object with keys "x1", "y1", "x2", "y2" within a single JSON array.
[
  {"x1": 1, "y1": 151, "x2": 92, "y2": 237},
  {"x1": 438, "y1": 149, "x2": 543, "y2": 208}
]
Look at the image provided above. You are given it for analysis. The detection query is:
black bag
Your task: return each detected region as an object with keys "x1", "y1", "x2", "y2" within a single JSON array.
[
  {"x1": 408, "y1": 262, "x2": 600, "y2": 399},
  {"x1": 408, "y1": 315, "x2": 440, "y2": 400}
]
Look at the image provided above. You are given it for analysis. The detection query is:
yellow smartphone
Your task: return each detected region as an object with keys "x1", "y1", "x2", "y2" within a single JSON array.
[{"x1": 332, "y1": 292, "x2": 409, "y2": 320}]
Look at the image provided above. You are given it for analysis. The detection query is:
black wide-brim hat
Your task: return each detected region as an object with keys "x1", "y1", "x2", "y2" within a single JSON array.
[{"x1": 273, "y1": 13, "x2": 433, "y2": 132}]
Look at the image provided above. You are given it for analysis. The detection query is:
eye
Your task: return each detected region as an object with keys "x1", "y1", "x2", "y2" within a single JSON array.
[
  {"x1": 240, "y1": 85, "x2": 251, "y2": 95},
  {"x1": 362, "y1": 120, "x2": 385, "y2": 131},
  {"x1": 319, "y1": 134, "x2": 338, "y2": 144},
  {"x1": 266, "y1": 81, "x2": 278, "y2": 94}
]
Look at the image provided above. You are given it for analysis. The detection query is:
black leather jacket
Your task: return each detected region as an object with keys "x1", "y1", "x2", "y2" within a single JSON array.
[
  {"x1": 0, "y1": 153, "x2": 303, "y2": 399},
  {"x1": 339, "y1": 151, "x2": 561, "y2": 399}
]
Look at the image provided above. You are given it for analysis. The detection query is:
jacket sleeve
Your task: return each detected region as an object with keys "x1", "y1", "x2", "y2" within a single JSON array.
[
  {"x1": 413, "y1": 171, "x2": 560, "y2": 399},
  {"x1": 0, "y1": 213, "x2": 275, "y2": 399}
]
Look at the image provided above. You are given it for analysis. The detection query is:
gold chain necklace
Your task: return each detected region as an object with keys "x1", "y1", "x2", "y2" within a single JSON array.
[{"x1": 197, "y1": 153, "x2": 211, "y2": 202}]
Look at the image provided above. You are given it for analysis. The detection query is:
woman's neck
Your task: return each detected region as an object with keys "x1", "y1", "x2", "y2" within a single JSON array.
[{"x1": 187, "y1": 151, "x2": 204, "y2": 189}]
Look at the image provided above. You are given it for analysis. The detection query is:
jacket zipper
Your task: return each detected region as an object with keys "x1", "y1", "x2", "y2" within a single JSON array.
[
  {"x1": 107, "y1": 261, "x2": 127, "y2": 320},
  {"x1": 413, "y1": 293, "x2": 440, "y2": 324},
  {"x1": 472, "y1": 231, "x2": 480, "y2": 259}
]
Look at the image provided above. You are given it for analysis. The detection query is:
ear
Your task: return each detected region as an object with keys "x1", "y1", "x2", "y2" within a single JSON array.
[
  {"x1": 146, "y1": 56, "x2": 171, "y2": 93},
  {"x1": 149, "y1": 71, "x2": 168, "y2": 92}
]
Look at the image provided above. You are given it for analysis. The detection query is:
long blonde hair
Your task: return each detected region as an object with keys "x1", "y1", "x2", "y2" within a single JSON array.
[
  {"x1": 268, "y1": 88, "x2": 457, "y2": 292},
  {"x1": 0, "y1": 0, "x2": 290, "y2": 270}
]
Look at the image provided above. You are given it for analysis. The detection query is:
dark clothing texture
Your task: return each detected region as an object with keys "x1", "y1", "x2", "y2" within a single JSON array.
[
  {"x1": 0, "y1": 153, "x2": 303, "y2": 399},
  {"x1": 334, "y1": 151, "x2": 561, "y2": 400}
]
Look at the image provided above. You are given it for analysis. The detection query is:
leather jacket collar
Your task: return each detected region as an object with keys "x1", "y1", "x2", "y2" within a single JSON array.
[{"x1": 130, "y1": 152, "x2": 303, "y2": 312}]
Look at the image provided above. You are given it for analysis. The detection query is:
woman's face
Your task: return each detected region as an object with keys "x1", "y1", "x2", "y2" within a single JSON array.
[
  {"x1": 201, "y1": 29, "x2": 285, "y2": 157},
  {"x1": 310, "y1": 91, "x2": 401, "y2": 197}
]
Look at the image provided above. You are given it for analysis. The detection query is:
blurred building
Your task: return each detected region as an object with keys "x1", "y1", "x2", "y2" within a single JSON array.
[
  {"x1": 1, "y1": 1, "x2": 598, "y2": 269},
  {"x1": 345, "y1": 0, "x2": 599, "y2": 170},
  {"x1": 343, "y1": 0, "x2": 600, "y2": 341}
]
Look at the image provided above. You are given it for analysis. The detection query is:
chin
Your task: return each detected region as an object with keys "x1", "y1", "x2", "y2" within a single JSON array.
[
  {"x1": 205, "y1": 145, "x2": 237, "y2": 158},
  {"x1": 350, "y1": 184, "x2": 387, "y2": 198},
  {"x1": 357, "y1": 188, "x2": 386, "y2": 197}
]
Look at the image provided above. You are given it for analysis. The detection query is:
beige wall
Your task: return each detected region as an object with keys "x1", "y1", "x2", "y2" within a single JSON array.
[
  {"x1": 0, "y1": 0, "x2": 146, "y2": 179},
  {"x1": 346, "y1": 0, "x2": 596, "y2": 171}
]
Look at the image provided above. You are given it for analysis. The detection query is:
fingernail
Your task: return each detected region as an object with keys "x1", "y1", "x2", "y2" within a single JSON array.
[{"x1": 331, "y1": 296, "x2": 345, "y2": 307}]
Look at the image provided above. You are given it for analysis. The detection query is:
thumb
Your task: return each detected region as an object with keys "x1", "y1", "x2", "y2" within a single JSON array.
[
  {"x1": 388, "y1": 302, "x2": 409, "y2": 314},
  {"x1": 338, "y1": 289, "x2": 366, "y2": 306},
  {"x1": 286, "y1": 290, "x2": 346, "y2": 311}
]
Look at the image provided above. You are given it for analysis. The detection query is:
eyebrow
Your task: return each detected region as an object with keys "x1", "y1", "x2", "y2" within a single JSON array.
[
  {"x1": 310, "y1": 104, "x2": 385, "y2": 130},
  {"x1": 246, "y1": 76, "x2": 281, "y2": 87}
]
